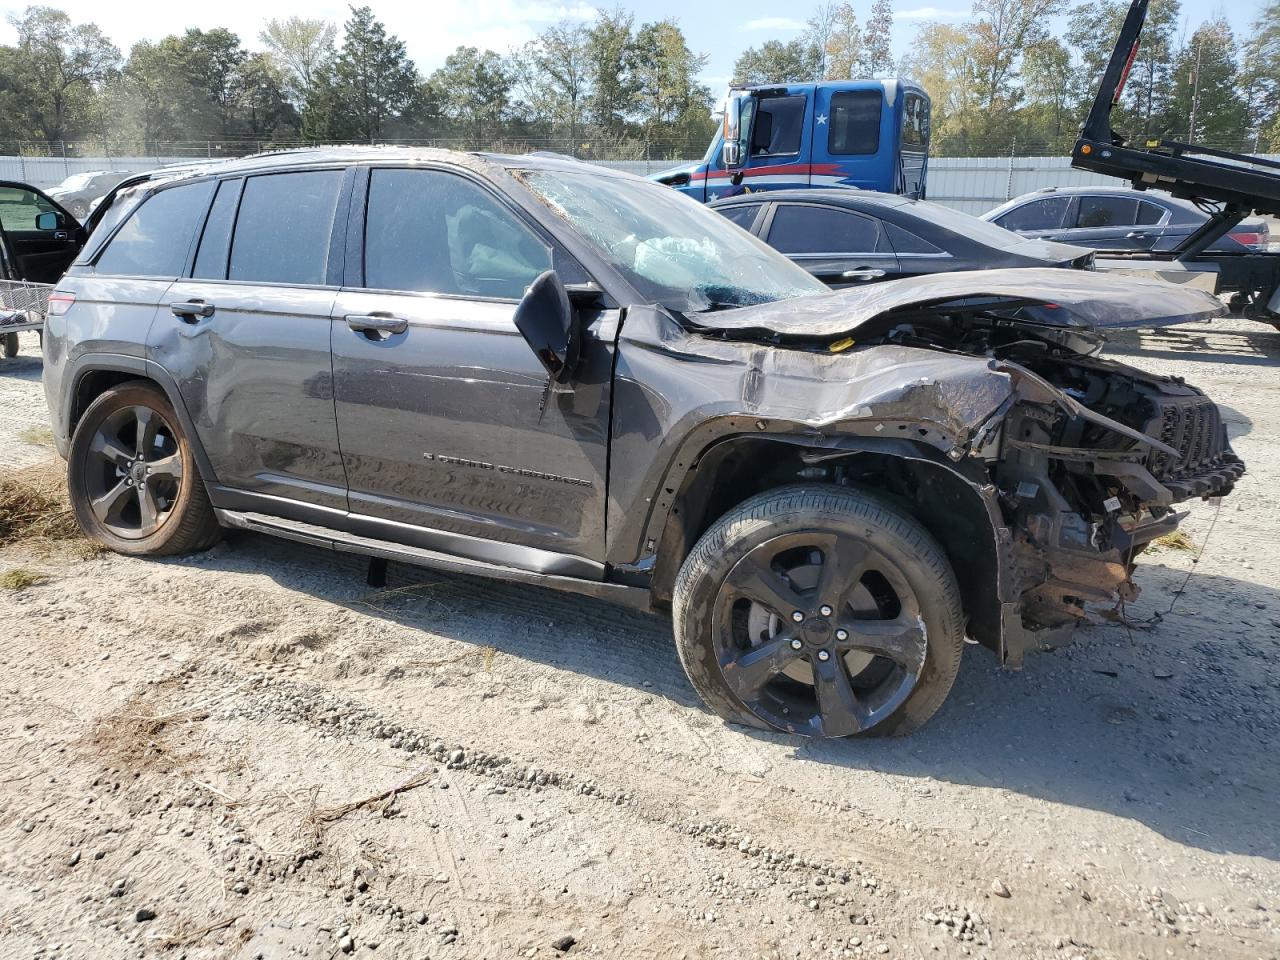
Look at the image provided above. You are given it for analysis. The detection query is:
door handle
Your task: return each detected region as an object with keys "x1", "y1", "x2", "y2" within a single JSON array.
[
  {"x1": 346, "y1": 314, "x2": 407, "y2": 335},
  {"x1": 814, "y1": 268, "x2": 887, "y2": 282},
  {"x1": 1125, "y1": 231, "x2": 1149, "y2": 239},
  {"x1": 170, "y1": 300, "x2": 215, "y2": 320},
  {"x1": 53, "y1": 230, "x2": 68, "y2": 241}
]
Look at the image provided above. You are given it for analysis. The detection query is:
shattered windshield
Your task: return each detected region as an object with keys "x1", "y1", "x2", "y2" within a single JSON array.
[{"x1": 517, "y1": 169, "x2": 828, "y2": 314}]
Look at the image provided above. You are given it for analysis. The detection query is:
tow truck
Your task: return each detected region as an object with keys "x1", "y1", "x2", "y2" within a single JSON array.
[{"x1": 1072, "y1": 0, "x2": 1280, "y2": 325}]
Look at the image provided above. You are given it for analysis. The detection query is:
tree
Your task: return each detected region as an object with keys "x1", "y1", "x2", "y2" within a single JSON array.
[
  {"x1": 429, "y1": 46, "x2": 511, "y2": 142},
  {"x1": 633, "y1": 20, "x2": 712, "y2": 146},
  {"x1": 237, "y1": 53, "x2": 297, "y2": 139},
  {"x1": 905, "y1": 23, "x2": 981, "y2": 153},
  {"x1": 181, "y1": 29, "x2": 248, "y2": 137},
  {"x1": 803, "y1": 2, "x2": 839, "y2": 80},
  {"x1": 5, "y1": 6, "x2": 119, "y2": 147},
  {"x1": 513, "y1": 23, "x2": 591, "y2": 152},
  {"x1": 332, "y1": 5, "x2": 417, "y2": 141},
  {"x1": 1242, "y1": 1, "x2": 1280, "y2": 148},
  {"x1": 1163, "y1": 18, "x2": 1248, "y2": 145},
  {"x1": 732, "y1": 39, "x2": 821, "y2": 86},
  {"x1": 259, "y1": 16, "x2": 336, "y2": 109},
  {"x1": 970, "y1": 0, "x2": 1065, "y2": 113},
  {"x1": 585, "y1": 8, "x2": 639, "y2": 137},
  {"x1": 1021, "y1": 38, "x2": 1075, "y2": 144},
  {"x1": 822, "y1": 4, "x2": 862, "y2": 81},
  {"x1": 115, "y1": 38, "x2": 192, "y2": 144},
  {"x1": 861, "y1": 0, "x2": 894, "y2": 76}
]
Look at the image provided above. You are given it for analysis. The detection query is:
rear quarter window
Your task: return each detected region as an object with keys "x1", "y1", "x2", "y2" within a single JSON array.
[{"x1": 93, "y1": 181, "x2": 215, "y2": 278}]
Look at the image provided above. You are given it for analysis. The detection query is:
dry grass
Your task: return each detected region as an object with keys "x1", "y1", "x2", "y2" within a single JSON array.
[
  {"x1": 1154, "y1": 530, "x2": 1196, "y2": 551},
  {"x1": 0, "y1": 465, "x2": 80, "y2": 546},
  {"x1": 0, "y1": 567, "x2": 48, "y2": 590},
  {"x1": 84, "y1": 684, "x2": 207, "y2": 775},
  {"x1": 16, "y1": 424, "x2": 54, "y2": 446}
]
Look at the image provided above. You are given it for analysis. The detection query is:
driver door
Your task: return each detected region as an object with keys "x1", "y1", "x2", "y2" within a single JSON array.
[
  {"x1": 330, "y1": 166, "x2": 616, "y2": 573},
  {"x1": 0, "y1": 181, "x2": 84, "y2": 282}
]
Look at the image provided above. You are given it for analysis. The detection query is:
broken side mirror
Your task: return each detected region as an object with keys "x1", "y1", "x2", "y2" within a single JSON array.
[
  {"x1": 35, "y1": 211, "x2": 61, "y2": 231},
  {"x1": 514, "y1": 270, "x2": 581, "y2": 383}
]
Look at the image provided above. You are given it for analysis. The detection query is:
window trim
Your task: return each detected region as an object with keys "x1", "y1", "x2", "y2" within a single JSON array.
[
  {"x1": 765, "y1": 202, "x2": 885, "y2": 257},
  {"x1": 347, "y1": 163, "x2": 573, "y2": 303},
  {"x1": 190, "y1": 176, "x2": 245, "y2": 281},
  {"x1": 88, "y1": 177, "x2": 218, "y2": 281}
]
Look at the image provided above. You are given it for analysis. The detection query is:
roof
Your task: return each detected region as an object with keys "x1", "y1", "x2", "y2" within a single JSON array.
[
  {"x1": 131, "y1": 146, "x2": 635, "y2": 187},
  {"x1": 710, "y1": 188, "x2": 909, "y2": 209}
]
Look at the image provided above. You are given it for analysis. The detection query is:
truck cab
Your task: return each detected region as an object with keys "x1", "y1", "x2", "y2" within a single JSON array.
[{"x1": 654, "y1": 79, "x2": 930, "y2": 203}]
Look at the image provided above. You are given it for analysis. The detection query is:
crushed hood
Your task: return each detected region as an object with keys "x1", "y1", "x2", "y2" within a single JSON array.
[{"x1": 686, "y1": 267, "x2": 1225, "y2": 338}]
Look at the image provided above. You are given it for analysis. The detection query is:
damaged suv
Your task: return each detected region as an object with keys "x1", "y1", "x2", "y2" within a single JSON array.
[{"x1": 42, "y1": 149, "x2": 1242, "y2": 738}]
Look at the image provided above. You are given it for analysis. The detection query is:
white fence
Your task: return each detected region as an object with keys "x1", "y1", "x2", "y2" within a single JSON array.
[{"x1": 7, "y1": 151, "x2": 1279, "y2": 221}]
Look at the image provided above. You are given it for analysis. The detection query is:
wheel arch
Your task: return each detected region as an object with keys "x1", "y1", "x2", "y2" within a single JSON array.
[
  {"x1": 64, "y1": 355, "x2": 219, "y2": 484},
  {"x1": 648, "y1": 433, "x2": 1007, "y2": 655}
]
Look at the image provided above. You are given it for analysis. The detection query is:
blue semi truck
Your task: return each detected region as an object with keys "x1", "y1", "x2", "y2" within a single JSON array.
[{"x1": 654, "y1": 79, "x2": 931, "y2": 202}]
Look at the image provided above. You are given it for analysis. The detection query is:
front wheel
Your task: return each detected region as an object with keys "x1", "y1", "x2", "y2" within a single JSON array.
[
  {"x1": 672, "y1": 485, "x2": 966, "y2": 738},
  {"x1": 67, "y1": 381, "x2": 221, "y2": 556}
]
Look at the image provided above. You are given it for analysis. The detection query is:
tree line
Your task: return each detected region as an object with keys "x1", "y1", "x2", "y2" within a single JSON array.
[{"x1": 0, "y1": 1, "x2": 1276, "y2": 161}]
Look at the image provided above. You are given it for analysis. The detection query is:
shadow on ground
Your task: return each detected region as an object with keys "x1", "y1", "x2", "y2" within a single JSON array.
[
  {"x1": 1106, "y1": 323, "x2": 1280, "y2": 367},
  {"x1": 164, "y1": 531, "x2": 1280, "y2": 864}
]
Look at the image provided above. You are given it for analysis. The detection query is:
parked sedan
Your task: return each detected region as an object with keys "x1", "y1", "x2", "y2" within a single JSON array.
[
  {"x1": 984, "y1": 186, "x2": 1269, "y2": 253},
  {"x1": 45, "y1": 170, "x2": 131, "y2": 220},
  {"x1": 709, "y1": 189, "x2": 1094, "y2": 287}
]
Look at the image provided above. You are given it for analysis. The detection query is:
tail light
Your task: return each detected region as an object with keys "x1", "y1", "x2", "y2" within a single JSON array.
[
  {"x1": 46, "y1": 291, "x2": 76, "y2": 316},
  {"x1": 1230, "y1": 225, "x2": 1268, "y2": 251}
]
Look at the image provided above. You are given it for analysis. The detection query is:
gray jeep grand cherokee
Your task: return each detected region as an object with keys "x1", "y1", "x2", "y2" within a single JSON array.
[{"x1": 42, "y1": 148, "x2": 1242, "y2": 738}]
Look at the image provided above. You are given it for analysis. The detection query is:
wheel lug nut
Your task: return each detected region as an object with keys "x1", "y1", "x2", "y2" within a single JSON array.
[
  {"x1": 836, "y1": 629, "x2": 848, "y2": 641},
  {"x1": 791, "y1": 611, "x2": 805, "y2": 623},
  {"x1": 817, "y1": 650, "x2": 831, "y2": 662},
  {"x1": 819, "y1": 604, "x2": 833, "y2": 617},
  {"x1": 790, "y1": 638, "x2": 803, "y2": 650}
]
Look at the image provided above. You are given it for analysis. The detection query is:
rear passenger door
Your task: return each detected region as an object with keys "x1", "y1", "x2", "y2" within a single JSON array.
[
  {"x1": 330, "y1": 165, "x2": 615, "y2": 572},
  {"x1": 763, "y1": 203, "x2": 899, "y2": 286},
  {"x1": 151, "y1": 167, "x2": 352, "y2": 514}
]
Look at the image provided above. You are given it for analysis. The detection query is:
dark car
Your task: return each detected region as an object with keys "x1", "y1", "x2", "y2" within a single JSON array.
[
  {"x1": 984, "y1": 186, "x2": 1270, "y2": 253},
  {"x1": 42, "y1": 148, "x2": 1242, "y2": 739},
  {"x1": 710, "y1": 189, "x2": 1095, "y2": 286},
  {"x1": 45, "y1": 170, "x2": 131, "y2": 220}
]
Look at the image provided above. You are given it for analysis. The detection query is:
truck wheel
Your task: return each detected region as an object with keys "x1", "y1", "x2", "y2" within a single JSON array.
[
  {"x1": 2, "y1": 332, "x2": 17, "y2": 358},
  {"x1": 672, "y1": 485, "x2": 965, "y2": 738},
  {"x1": 67, "y1": 381, "x2": 221, "y2": 556}
]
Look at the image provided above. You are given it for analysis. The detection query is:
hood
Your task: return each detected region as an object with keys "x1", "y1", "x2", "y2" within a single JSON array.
[
  {"x1": 686, "y1": 267, "x2": 1224, "y2": 339},
  {"x1": 1006, "y1": 237, "x2": 1095, "y2": 265}
]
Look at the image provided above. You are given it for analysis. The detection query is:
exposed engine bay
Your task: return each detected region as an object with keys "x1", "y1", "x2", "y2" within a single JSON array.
[{"x1": 864, "y1": 308, "x2": 1243, "y2": 645}]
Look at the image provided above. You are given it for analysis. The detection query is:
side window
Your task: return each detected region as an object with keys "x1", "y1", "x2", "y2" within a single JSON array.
[
  {"x1": 884, "y1": 222, "x2": 943, "y2": 255},
  {"x1": 363, "y1": 168, "x2": 555, "y2": 300},
  {"x1": 228, "y1": 170, "x2": 345, "y2": 285},
  {"x1": 829, "y1": 90, "x2": 882, "y2": 156},
  {"x1": 750, "y1": 95, "x2": 806, "y2": 157},
  {"x1": 1136, "y1": 201, "x2": 1165, "y2": 226},
  {"x1": 996, "y1": 197, "x2": 1072, "y2": 232},
  {"x1": 0, "y1": 186, "x2": 59, "y2": 231},
  {"x1": 901, "y1": 94, "x2": 929, "y2": 149},
  {"x1": 1076, "y1": 195, "x2": 1138, "y2": 228},
  {"x1": 718, "y1": 205, "x2": 761, "y2": 231},
  {"x1": 94, "y1": 181, "x2": 215, "y2": 278},
  {"x1": 193, "y1": 179, "x2": 241, "y2": 280},
  {"x1": 768, "y1": 205, "x2": 881, "y2": 255}
]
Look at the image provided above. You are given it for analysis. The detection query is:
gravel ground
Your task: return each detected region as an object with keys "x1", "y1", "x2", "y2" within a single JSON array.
[{"x1": 1, "y1": 322, "x2": 1278, "y2": 960}]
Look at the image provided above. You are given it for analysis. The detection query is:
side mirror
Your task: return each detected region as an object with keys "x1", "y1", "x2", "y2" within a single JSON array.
[
  {"x1": 35, "y1": 211, "x2": 61, "y2": 231},
  {"x1": 514, "y1": 270, "x2": 580, "y2": 383},
  {"x1": 723, "y1": 93, "x2": 743, "y2": 169}
]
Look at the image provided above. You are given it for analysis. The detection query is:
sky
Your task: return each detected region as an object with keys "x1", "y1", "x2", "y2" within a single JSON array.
[{"x1": 0, "y1": 0, "x2": 1267, "y2": 95}]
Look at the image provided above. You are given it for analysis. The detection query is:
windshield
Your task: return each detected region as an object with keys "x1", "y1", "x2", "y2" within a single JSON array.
[
  {"x1": 517, "y1": 169, "x2": 828, "y2": 313},
  {"x1": 58, "y1": 173, "x2": 93, "y2": 190}
]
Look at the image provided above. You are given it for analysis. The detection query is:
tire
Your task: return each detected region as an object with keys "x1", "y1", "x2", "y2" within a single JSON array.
[
  {"x1": 672, "y1": 484, "x2": 965, "y2": 738},
  {"x1": 69, "y1": 201, "x2": 88, "y2": 220},
  {"x1": 67, "y1": 380, "x2": 221, "y2": 556},
  {"x1": 2, "y1": 331, "x2": 17, "y2": 358}
]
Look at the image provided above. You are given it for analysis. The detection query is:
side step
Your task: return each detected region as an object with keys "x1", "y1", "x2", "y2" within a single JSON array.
[{"x1": 214, "y1": 509, "x2": 654, "y2": 613}]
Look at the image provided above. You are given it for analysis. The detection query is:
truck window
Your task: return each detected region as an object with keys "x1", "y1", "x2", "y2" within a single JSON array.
[
  {"x1": 902, "y1": 94, "x2": 929, "y2": 149},
  {"x1": 751, "y1": 95, "x2": 806, "y2": 157},
  {"x1": 828, "y1": 90, "x2": 882, "y2": 156}
]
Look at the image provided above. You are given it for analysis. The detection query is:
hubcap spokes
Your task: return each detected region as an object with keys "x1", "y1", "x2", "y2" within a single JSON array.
[
  {"x1": 715, "y1": 531, "x2": 927, "y2": 737},
  {"x1": 85, "y1": 405, "x2": 182, "y2": 539}
]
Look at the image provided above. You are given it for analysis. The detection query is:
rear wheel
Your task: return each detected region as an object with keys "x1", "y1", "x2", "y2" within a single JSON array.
[
  {"x1": 2, "y1": 332, "x2": 17, "y2": 358},
  {"x1": 672, "y1": 485, "x2": 965, "y2": 737},
  {"x1": 67, "y1": 381, "x2": 221, "y2": 556}
]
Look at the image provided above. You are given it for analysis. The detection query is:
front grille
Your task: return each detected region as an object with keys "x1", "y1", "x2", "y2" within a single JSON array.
[{"x1": 1145, "y1": 393, "x2": 1243, "y2": 498}]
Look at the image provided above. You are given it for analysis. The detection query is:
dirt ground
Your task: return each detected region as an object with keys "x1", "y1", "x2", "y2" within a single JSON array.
[{"x1": 1, "y1": 322, "x2": 1277, "y2": 960}]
